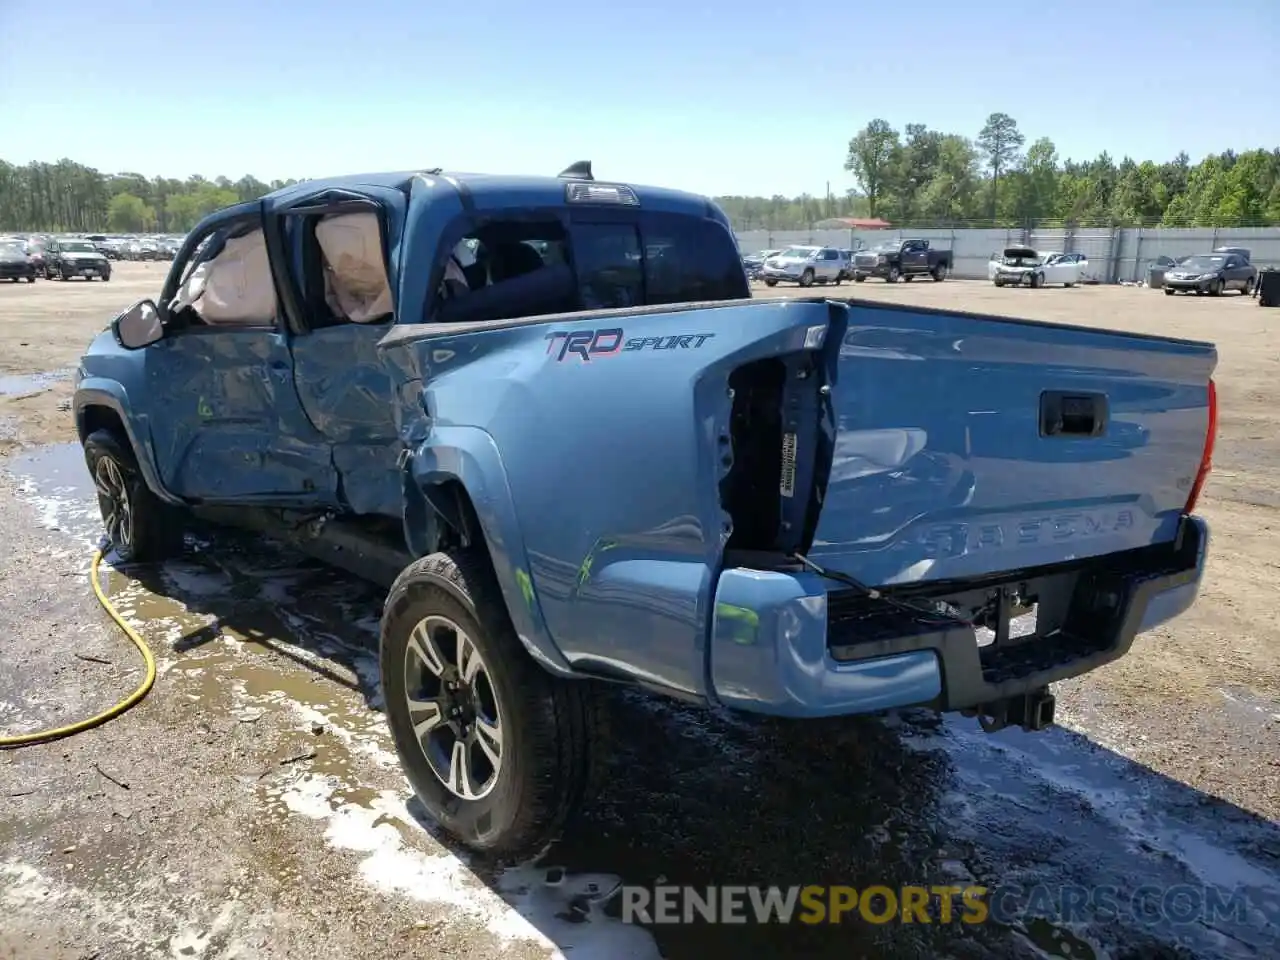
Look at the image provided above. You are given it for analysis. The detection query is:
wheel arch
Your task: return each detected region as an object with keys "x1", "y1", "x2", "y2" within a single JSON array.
[
  {"x1": 74, "y1": 383, "x2": 184, "y2": 505},
  {"x1": 404, "y1": 427, "x2": 574, "y2": 676}
]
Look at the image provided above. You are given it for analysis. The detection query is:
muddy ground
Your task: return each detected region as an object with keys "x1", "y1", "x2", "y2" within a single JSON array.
[{"x1": 0, "y1": 264, "x2": 1277, "y2": 960}]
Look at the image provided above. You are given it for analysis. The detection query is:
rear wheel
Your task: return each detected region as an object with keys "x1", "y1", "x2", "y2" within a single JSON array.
[
  {"x1": 902, "y1": 274, "x2": 914, "y2": 283},
  {"x1": 380, "y1": 550, "x2": 604, "y2": 858},
  {"x1": 854, "y1": 275, "x2": 866, "y2": 283},
  {"x1": 1244, "y1": 277, "x2": 1256, "y2": 297},
  {"x1": 932, "y1": 262, "x2": 947, "y2": 281},
  {"x1": 83, "y1": 429, "x2": 185, "y2": 563},
  {"x1": 764, "y1": 279, "x2": 777, "y2": 287}
]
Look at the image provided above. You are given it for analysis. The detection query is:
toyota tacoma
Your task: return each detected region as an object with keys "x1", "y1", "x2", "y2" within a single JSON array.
[{"x1": 74, "y1": 162, "x2": 1216, "y2": 858}]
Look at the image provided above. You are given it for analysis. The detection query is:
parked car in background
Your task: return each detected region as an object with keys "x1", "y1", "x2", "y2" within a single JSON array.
[
  {"x1": 992, "y1": 248, "x2": 1088, "y2": 288},
  {"x1": 852, "y1": 238, "x2": 951, "y2": 282},
  {"x1": 1163, "y1": 252, "x2": 1257, "y2": 296},
  {"x1": 741, "y1": 248, "x2": 780, "y2": 279},
  {"x1": 44, "y1": 238, "x2": 112, "y2": 281},
  {"x1": 759, "y1": 246, "x2": 848, "y2": 287},
  {"x1": 0, "y1": 240, "x2": 37, "y2": 282},
  {"x1": 1213, "y1": 246, "x2": 1251, "y2": 262},
  {"x1": 23, "y1": 239, "x2": 46, "y2": 276}
]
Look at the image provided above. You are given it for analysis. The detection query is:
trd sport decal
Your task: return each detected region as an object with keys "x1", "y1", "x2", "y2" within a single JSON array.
[{"x1": 545, "y1": 329, "x2": 716, "y2": 363}]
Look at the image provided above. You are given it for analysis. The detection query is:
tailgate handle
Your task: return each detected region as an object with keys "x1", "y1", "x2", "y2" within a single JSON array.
[{"x1": 1040, "y1": 391, "x2": 1107, "y2": 437}]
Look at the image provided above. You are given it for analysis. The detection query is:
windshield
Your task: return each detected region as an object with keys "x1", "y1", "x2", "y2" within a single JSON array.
[
  {"x1": 779, "y1": 247, "x2": 817, "y2": 258},
  {"x1": 1003, "y1": 252, "x2": 1040, "y2": 265},
  {"x1": 61, "y1": 241, "x2": 96, "y2": 253},
  {"x1": 871, "y1": 241, "x2": 901, "y2": 252},
  {"x1": 1180, "y1": 256, "x2": 1225, "y2": 271},
  {"x1": 0, "y1": 242, "x2": 25, "y2": 257}
]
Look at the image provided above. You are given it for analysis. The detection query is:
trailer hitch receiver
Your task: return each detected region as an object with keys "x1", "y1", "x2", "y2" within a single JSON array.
[{"x1": 964, "y1": 687, "x2": 1056, "y2": 733}]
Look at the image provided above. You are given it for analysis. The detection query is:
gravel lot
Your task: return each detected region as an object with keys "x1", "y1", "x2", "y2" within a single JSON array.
[{"x1": 1, "y1": 264, "x2": 1277, "y2": 960}]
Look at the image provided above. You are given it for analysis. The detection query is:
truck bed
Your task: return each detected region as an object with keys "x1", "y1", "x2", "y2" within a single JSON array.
[{"x1": 378, "y1": 293, "x2": 1215, "y2": 703}]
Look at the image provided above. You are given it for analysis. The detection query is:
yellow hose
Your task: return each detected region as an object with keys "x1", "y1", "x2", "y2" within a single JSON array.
[{"x1": 0, "y1": 549, "x2": 156, "y2": 748}]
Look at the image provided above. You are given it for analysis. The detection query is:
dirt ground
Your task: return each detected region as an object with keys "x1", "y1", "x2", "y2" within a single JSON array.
[{"x1": 0, "y1": 264, "x2": 1277, "y2": 960}]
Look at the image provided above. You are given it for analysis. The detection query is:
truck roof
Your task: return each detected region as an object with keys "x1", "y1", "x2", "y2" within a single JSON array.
[{"x1": 262, "y1": 168, "x2": 719, "y2": 218}]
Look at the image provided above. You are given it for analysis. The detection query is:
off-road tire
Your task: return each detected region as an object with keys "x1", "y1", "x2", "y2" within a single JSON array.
[
  {"x1": 380, "y1": 549, "x2": 606, "y2": 859},
  {"x1": 83, "y1": 429, "x2": 185, "y2": 563}
]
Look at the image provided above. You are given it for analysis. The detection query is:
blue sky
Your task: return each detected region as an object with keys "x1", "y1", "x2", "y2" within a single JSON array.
[{"x1": 1, "y1": 0, "x2": 1276, "y2": 197}]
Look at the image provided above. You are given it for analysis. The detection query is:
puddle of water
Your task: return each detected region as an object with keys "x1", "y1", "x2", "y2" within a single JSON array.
[
  {"x1": 4, "y1": 441, "x2": 101, "y2": 543},
  {"x1": 0, "y1": 369, "x2": 73, "y2": 398}
]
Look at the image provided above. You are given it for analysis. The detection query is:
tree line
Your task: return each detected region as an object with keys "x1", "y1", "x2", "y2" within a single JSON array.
[
  {"x1": 720, "y1": 113, "x2": 1280, "y2": 231},
  {"x1": 0, "y1": 159, "x2": 300, "y2": 234},
  {"x1": 4, "y1": 112, "x2": 1280, "y2": 234}
]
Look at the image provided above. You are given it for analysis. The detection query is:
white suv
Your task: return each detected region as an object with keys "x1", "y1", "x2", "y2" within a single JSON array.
[{"x1": 759, "y1": 246, "x2": 847, "y2": 287}]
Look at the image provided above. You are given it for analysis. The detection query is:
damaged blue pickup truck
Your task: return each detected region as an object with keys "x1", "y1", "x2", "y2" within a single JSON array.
[{"x1": 73, "y1": 162, "x2": 1216, "y2": 857}]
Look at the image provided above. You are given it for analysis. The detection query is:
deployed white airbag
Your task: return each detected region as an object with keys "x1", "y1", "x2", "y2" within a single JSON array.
[
  {"x1": 316, "y1": 213, "x2": 393, "y2": 323},
  {"x1": 175, "y1": 228, "x2": 277, "y2": 325}
]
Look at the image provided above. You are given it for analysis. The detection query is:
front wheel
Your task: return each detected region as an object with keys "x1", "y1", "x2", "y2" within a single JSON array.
[
  {"x1": 1164, "y1": 286, "x2": 1176, "y2": 296},
  {"x1": 83, "y1": 429, "x2": 185, "y2": 562},
  {"x1": 380, "y1": 550, "x2": 604, "y2": 858},
  {"x1": 853, "y1": 275, "x2": 866, "y2": 283},
  {"x1": 1209, "y1": 279, "x2": 1224, "y2": 296},
  {"x1": 887, "y1": 266, "x2": 901, "y2": 283},
  {"x1": 1030, "y1": 272, "x2": 1044, "y2": 289},
  {"x1": 764, "y1": 279, "x2": 777, "y2": 287},
  {"x1": 798, "y1": 268, "x2": 815, "y2": 288},
  {"x1": 1244, "y1": 277, "x2": 1256, "y2": 297}
]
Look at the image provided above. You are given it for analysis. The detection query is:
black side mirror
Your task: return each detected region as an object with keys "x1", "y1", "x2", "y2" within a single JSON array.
[{"x1": 113, "y1": 300, "x2": 163, "y2": 349}]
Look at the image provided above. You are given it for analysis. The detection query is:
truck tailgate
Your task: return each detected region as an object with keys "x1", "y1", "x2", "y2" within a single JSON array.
[{"x1": 803, "y1": 302, "x2": 1216, "y2": 586}]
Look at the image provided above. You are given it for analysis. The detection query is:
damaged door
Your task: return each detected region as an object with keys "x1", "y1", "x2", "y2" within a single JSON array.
[{"x1": 271, "y1": 186, "x2": 407, "y2": 517}]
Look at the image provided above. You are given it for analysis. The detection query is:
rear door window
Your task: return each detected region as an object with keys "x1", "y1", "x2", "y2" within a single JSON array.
[
  {"x1": 570, "y1": 212, "x2": 748, "y2": 308},
  {"x1": 571, "y1": 222, "x2": 644, "y2": 310}
]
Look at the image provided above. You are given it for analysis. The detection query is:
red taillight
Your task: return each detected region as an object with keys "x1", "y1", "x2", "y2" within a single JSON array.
[{"x1": 1184, "y1": 378, "x2": 1217, "y2": 514}]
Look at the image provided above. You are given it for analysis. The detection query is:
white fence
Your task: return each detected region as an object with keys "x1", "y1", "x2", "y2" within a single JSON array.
[{"x1": 734, "y1": 227, "x2": 1280, "y2": 283}]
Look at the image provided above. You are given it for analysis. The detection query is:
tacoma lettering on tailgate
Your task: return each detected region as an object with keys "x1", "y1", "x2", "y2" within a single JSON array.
[{"x1": 920, "y1": 509, "x2": 1137, "y2": 557}]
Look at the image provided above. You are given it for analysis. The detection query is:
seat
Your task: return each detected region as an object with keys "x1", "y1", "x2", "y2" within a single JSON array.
[
  {"x1": 489, "y1": 241, "x2": 546, "y2": 283},
  {"x1": 315, "y1": 212, "x2": 394, "y2": 323}
]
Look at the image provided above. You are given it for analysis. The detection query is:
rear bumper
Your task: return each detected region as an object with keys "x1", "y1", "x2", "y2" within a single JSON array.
[{"x1": 707, "y1": 515, "x2": 1209, "y2": 718}]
